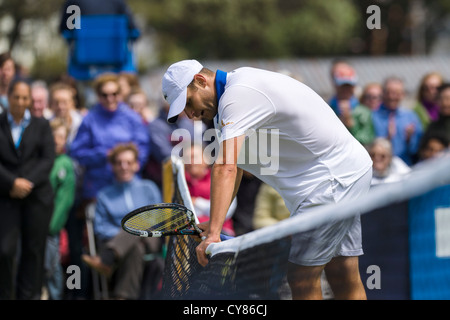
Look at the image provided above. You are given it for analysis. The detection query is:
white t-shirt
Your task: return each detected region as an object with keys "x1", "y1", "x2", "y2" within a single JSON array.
[{"x1": 213, "y1": 67, "x2": 372, "y2": 213}]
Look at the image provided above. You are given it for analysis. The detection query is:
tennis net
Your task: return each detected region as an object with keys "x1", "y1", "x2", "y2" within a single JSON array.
[{"x1": 161, "y1": 152, "x2": 450, "y2": 300}]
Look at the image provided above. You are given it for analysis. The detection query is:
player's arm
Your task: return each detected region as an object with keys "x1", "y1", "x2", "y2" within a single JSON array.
[
  {"x1": 232, "y1": 165, "x2": 243, "y2": 202},
  {"x1": 208, "y1": 135, "x2": 245, "y2": 240},
  {"x1": 196, "y1": 134, "x2": 245, "y2": 266}
]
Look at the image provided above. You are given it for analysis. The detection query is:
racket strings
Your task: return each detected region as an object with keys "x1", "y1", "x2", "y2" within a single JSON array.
[{"x1": 124, "y1": 207, "x2": 191, "y2": 232}]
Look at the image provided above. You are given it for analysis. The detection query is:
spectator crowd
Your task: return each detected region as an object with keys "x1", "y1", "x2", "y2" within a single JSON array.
[{"x1": 0, "y1": 49, "x2": 448, "y2": 300}]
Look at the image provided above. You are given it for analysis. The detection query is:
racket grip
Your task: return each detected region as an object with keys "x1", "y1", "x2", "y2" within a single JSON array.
[{"x1": 201, "y1": 236, "x2": 206, "y2": 241}]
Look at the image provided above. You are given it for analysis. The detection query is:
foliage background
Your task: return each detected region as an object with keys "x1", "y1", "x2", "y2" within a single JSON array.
[{"x1": 0, "y1": 0, "x2": 449, "y2": 81}]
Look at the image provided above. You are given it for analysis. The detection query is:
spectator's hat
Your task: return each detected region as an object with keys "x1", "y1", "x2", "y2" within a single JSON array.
[
  {"x1": 333, "y1": 65, "x2": 358, "y2": 86},
  {"x1": 162, "y1": 59, "x2": 203, "y2": 123}
]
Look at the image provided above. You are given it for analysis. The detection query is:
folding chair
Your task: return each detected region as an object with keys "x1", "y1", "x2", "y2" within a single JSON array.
[
  {"x1": 85, "y1": 203, "x2": 109, "y2": 300},
  {"x1": 62, "y1": 14, "x2": 139, "y2": 81}
]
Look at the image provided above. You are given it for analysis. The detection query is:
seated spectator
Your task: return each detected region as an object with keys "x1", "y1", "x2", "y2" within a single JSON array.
[
  {"x1": 416, "y1": 133, "x2": 449, "y2": 163},
  {"x1": 44, "y1": 119, "x2": 76, "y2": 300},
  {"x1": 413, "y1": 72, "x2": 443, "y2": 130},
  {"x1": 253, "y1": 183, "x2": 290, "y2": 229},
  {"x1": 70, "y1": 72, "x2": 150, "y2": 205},
  {"x1": 368, "y1": 138, "x2": 411, "y2": 186},
  {"x1": 372, "y1": 77, "x2": 423, "y2": 165},
  {"x1": 82, "y1": 143, "x2": 163, "y2": 300}
]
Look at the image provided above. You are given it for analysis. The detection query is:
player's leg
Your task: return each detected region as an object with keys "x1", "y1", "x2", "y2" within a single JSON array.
[
  {"x1": 287, "y1": 179, "x2": 344, "y2": 300},
  {"x1": 324, "y1": 255, "x2": 366, "y2": 300},
  {"x1": 322, "y1": 169, "x2": 371, "y2": 300},
  {"x1": 287, "y1": 262, "x2": 325, "y2": 300}
]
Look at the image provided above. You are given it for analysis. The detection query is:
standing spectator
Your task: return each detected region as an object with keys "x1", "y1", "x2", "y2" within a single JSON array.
[
  {"x1": 43, "y1": 119, "x2": 76, "y2": 300},
  {"x1": 49, "y1": 82, "x2": 83, "y2": 148},
  {"x1": 0, "y1": 52, "x2": 16, "y2": 112},
  {"x1": 372, "y1": 77, "x2": 423, "y2": 165},
  {"x1": 413, "y1": 72, "x2": 443, "y2": 130},
  {"x1": 328, "y1": 62, "x2": 375, "y2": 146},
  {"x1": 68, "y1": 73, "x2": 150, "y2": 298},
  {"x1": 30, "y1": 80, "x2": 53, "y2": 119},
  {"x1": 82, "y1": 143, "x2": 163, "y2": 300},
  {"x1": 360, "y1": 83, "x2": 383, "y2": 111},
  {"x1": 0, "y1": 80, "x2": 55, "y2": 299}
]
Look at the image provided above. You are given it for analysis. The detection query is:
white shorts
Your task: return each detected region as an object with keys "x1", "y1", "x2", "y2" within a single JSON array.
[{"x1": 288, "y1": 168, "x2": 372, "y2": 266}]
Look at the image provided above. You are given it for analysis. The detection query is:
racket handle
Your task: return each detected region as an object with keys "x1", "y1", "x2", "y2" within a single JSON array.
[{"x1": 201, "y1": 236, "x2": 206, "y2": 241}]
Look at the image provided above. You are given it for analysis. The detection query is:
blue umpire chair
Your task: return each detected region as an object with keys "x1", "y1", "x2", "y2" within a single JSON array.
[{"x1": 62, "y1": 15, "x2": 140, "y2": 81}]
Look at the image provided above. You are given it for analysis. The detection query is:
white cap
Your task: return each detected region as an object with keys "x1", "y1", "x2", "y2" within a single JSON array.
[{"x1": 162, "y1": 59, "x2": 203, "y2": 123}]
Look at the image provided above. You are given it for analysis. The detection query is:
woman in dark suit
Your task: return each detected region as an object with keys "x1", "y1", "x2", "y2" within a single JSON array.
[{"x1": 0, "y1": 80, "x2": 55, "y2": 299}]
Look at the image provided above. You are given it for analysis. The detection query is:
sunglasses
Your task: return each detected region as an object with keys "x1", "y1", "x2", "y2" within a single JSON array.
[{"x1": 101, "y1": 91, "x2": 119, "y2": 99}]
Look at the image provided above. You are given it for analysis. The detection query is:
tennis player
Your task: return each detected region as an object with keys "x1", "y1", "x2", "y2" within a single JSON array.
[{"x1": 162, "y1": 60, "x2": 373, "y2": 300}]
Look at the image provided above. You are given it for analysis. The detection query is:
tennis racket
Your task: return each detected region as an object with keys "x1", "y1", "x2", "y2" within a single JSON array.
[{"x1": 121, "y1": 203, "x2": 204, "y2": 238}]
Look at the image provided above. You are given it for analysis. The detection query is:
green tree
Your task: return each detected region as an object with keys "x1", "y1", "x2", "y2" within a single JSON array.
[
  {"x1": 0, "y1": 0, "x2": 63, "y2": 51},
  {"x1": 130, "y1": 0, "x2": 361, "y2": 63},
  {"x1": 0, "y1": 0, "x2": 67, "y2": 80},
  {"x1": 354, "y1": 0, "x2": 450, "y2": 55}
]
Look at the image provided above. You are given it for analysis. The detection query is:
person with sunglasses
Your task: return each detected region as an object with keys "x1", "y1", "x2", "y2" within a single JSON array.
[
  {"x1": 71, "y1": 72, "x2": 150, "y2": 202},
  {"x1": 68, "y1": 73, "x2": 150, "y2": 298}
]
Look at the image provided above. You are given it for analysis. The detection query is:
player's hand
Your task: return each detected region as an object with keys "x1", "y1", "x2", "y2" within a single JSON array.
[
  {"x1": 197, "y1": 221, "x2": 210, "y2": 237},
  {"x1": 189, "y1": 221, "x2": 209, "y2": 243},
  {"x1": 196, "y1": 232, "x2": 221, "y2": 267}
]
